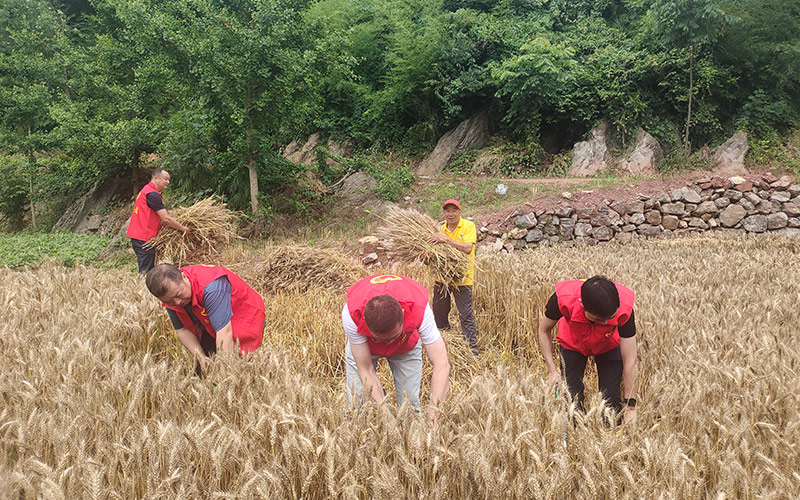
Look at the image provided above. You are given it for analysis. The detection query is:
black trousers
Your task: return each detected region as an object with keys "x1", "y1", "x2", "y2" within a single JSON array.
[
  {"x1": 432, "y1": 282, "x2": 479, "y2": 355},
  {"x1": 559, "y1": 345, "x2": 623, "y2": 414},
  {"x1": 194, "y1": 329, "x2": 217, "y2": 378},
  {"x1": 131, "y1": 238, "x2": 156, "y2": 273}
]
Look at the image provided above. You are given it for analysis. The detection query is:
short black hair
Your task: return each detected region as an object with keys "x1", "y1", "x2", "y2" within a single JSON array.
[
  {"x1": 363, "y1": 294, "x2": 403, "y2": 335},
  {"x1": 145, "y1": 263, "x2": 183, "y2": 297},
  {"x1": 581, "y1": 276, "x2": 619, "y2": 319},
  {"x1": 152, "y1": 167, "x2": 167, "y2": 179}
]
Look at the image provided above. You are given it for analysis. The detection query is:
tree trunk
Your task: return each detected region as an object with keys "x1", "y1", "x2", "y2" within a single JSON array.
[
  {"x1": 28, "y1": 171, "x2": 37, "y2": 230},
  {"x1": 131, "y1": 151, "x2": 139, "y2": 198},
  {"x1": 245, "y1": 83, "x2": 259, "y2": 213},
  {"x1": 26, "y1": 142, "x2": 36, "y2": 230},
  {"x1": 684, "y1": 44, "x2": 694, "y2": 153},
  {"x1": 248, "y1": 157, "x2": 259, "y2": 214}
]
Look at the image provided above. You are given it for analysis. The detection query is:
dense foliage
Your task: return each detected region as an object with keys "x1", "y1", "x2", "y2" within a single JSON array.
[{"x1": 1, "y1": 0, "x2": 798, "y2": 218}]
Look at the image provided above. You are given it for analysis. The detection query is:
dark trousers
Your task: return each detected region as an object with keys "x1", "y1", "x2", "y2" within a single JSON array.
[
  {"x1": 432, "y1": 282, "x2": 479, "y2": 355},
  {"x1": 560, "y1": 345, "x2": 623, "y2": 414},
  {"x1": 131, "y1": 238, "x2": 156, "y2": 273},
  {"x1": 194, "y1": 329, "x2": 217, "y2": 378}
]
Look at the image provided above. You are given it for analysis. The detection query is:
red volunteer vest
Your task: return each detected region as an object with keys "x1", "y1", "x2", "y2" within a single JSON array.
[
  {"x1": 126, "y1": 182, "x2": 163, "y2": 241},
  {"x1": 346, "y1": 275, "x2": 429, "y2": 357},
  {"x1": 164, "y1": 265, "x2": 265, "y2": 354},
  {"x1": 554, "y1": 280, "x2": 634, "y2": 356}
]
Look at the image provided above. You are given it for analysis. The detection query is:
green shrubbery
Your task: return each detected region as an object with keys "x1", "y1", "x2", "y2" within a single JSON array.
[{"x1": 0, "y1": 232, "x2": 109, "y2": 268}]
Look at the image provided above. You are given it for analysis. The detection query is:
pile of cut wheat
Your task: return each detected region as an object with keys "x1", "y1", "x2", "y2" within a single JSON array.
[
  {"x1": 230, "y1": 244, "x2": 366, "y2": 295},
  {"x1": 377, "y1": 207, "x2": 472, "y2": 285},
  {"x1": 146, "y1": 196, "x2": 240, "y2": 266}
]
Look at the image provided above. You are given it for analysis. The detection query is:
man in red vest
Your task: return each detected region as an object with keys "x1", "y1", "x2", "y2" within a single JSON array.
[
  {"x1": 145, "y1": 263, "x2": 265, "y2": 374},
  {"x1": 537, "y1": 275, "x2": 639, "y2": 425},
  {"x1": 343, "y1": 274, "x2": 451, "y2": 425},
  {"x1": 126, "y1": 168, "x2": 189, "y2": 273}
]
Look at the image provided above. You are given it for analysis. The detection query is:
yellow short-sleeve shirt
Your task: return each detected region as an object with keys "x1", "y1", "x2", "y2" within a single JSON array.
[{"x1": 441, "y1": 217, "x2": 476, "y2": 286}]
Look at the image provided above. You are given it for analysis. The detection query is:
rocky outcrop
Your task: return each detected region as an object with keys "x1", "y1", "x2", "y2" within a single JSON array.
[
  {"x1": 569, "y1": 120, "x2": 613, "y2": 177},
  {"x1": 712, "y1": 130, "x2": 748, "y2": 175},
  {"x1": 338, "y1": 172, "x2": 377, "y2": 196},
  {"x1": 53, "y1": 176, "x2": 120, "y2": 234},
  {"x1": 283, "y1": 133, "x2": 321, "y2": 165},
  {"x1": 326, "y1": 139, "x2": 355, "y2": 166},
  {"x1": 618, "y1": 127, "x2": 664, "y2": 175},
  {"x1": 284, "y1": 134, "x2": 356, "y2": 167},
  {"x1": 417, "y1": 109, "x2": 490, "y2": 176},
  {"x1": 480, "y1": 174, "x2": 800, "y2": 252}
]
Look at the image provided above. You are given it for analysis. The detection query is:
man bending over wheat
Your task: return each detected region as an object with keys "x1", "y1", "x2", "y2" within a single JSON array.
[
  {"x1": 343, "y1": 274, "x2": 451, "y2": 426},
  {"x1": 538, "y1": 276, "x2": 639, "y2": 425},
  {"x1": 146, "y1": 263, "x2": 265, "y2": 376}
]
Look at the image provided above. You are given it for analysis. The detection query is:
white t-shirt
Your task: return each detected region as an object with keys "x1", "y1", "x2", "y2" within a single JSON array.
[{"x1": 342, "y1": 303, "x2": 441, "y2": 345}]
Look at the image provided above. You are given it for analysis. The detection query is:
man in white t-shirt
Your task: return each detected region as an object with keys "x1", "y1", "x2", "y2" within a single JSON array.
[{"x1": 342, "y1": 274, "x2": 451, "y2": 425}]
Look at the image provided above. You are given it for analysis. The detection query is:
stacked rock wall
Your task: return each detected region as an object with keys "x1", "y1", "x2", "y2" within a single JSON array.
[{"x1": 480, "y1": 175, "x2": 800, "y2": 251}]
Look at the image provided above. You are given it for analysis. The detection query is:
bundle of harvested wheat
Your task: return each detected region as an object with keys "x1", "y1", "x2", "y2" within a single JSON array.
[
  {"x1": 231, "y1": 244, "x2": 366, "y2": 295},
  {"x1": 377, "y1": 207, "x2": 472, "y2": 286},
  {"x1": 145, "y1": 196, "x2": 241, "y2": 266}
]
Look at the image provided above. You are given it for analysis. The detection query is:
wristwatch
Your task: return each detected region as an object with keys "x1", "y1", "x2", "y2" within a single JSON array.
[{"x1": 624, "y1": 398, "x2": 637, "y2": 408}]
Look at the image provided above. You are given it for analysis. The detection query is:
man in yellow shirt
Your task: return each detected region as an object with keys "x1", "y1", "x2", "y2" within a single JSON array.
[{"x1": 428, "y1": 199, "x2": 479, "y2": 356}]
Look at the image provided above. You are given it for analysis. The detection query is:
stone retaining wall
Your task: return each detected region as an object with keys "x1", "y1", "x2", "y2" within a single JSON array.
[{"x1": 479, "y1": 175, "x2": 800, "y2": 251}]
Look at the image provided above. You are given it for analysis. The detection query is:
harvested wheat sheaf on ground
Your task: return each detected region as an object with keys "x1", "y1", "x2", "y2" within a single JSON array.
[
  {"x1": 2, "y1": 234, "x2": 800, "y2": 498},
  {"x1": 145, "y1": 196, "x2": 241, "y2": 266},
  {"x1": 228, "y1": 244, "x2": 367, "y2": 296},
  {"x1": 377, "y1": 207, "x2": 472, "y2": 286}
]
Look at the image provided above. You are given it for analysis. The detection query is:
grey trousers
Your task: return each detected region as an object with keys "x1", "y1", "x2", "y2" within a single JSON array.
[
  {"x1": 432, "y1": 282, "x2": 479, "y2": 355},
  {"x1": 344, "y1": 339, "x2": 423, "y2": 412}
]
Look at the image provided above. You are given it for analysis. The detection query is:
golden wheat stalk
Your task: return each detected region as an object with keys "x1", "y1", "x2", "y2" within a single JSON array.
[
  {"x1": 145, "y1": 196, "x2": 241, "y2": 266},
  {"x1": 377, "y1": 207, "x2": 472, "y2": 286}
]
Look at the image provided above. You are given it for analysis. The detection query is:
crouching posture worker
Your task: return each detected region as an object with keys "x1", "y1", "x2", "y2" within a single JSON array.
[
  {"x1": 537, "y1": 276, "x2": 639, "y2": 425},
  {"x1": 343, "y1": 274, "x2": 451, "y2": 425},
  {"x1": 146, "y1": 264, "x2": 265, "y2": 374}
]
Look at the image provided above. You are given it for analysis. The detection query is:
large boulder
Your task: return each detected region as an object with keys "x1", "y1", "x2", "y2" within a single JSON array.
[
  {"x1": 338, "y1": 172, "x2": 377, "y2": 196},
  {"x1": 283, "y1": 133, "x2": 322, "y2": 165},
  {"x1": 618, "y1": 127, "x2": 664, "y2": 175},
  {"x1": 569, "y1": 120, "x2": 612, "y2": 177},
  {"x1": 417, "y1": 109, "x2": 490, "y2": 176},
  {"x1": 712, "y1": 130, "x2": 748, "y2": 175}
]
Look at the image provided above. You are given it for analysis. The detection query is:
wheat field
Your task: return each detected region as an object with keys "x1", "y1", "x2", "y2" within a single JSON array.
[{"x1": 2, "y1": 234, "x2": 799, "y2": 499}]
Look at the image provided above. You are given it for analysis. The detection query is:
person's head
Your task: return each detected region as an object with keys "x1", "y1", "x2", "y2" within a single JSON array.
[
  {"x1": 442, "y1": 199, "x2": 461, "y2": 225},
  {"x1": 363, "y1": 294, "x2": 404, "y2": 343},
  {"x1": 145, "y1": 263, "x2": 192, "y2": 307},
  {"x1": 580, "y1": 276, "x2": 619, "y2": 324},
  {"x1": 151, "y1": 168, "x2": 171, "y2": 191}
]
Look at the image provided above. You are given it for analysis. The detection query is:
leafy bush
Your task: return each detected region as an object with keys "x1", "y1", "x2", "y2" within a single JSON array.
[
  {"x1": 0, "y1": 154, "x2": 30, "y2": 228},
  {"x1": 0, "y1": 232, "x2": 109, "y2": 268},
  {"x1": 377, "y1": 164, "x2": 414, "y2": 201}
]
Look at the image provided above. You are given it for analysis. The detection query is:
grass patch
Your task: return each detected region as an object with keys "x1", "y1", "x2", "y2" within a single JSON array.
[{"x1": 0, "y1": 232, "x2": 109, "y2": 268}]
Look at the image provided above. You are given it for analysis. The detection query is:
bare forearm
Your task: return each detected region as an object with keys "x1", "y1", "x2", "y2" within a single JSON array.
[
  {"x1": 448, "y1": 239, "x2": 474, "y2": 254},
  {"x1": 177, "y1": 329, "x2": 207, "y2": 359},
  {"x1": 215, "y1": 323, "x2": 235, "y2": 353},
  {"x1": 363, "y1": 371, "x2": 387, "y2": 406},
  {"x1": 623, "y1": 361, "x2": 639, "y2": 399},
  {"x1": 429, "y1": 365, "x2": 450, "y2": 409},
  {"x1": 538, "y1": 326, "x2": 558, "y2": 374},
  {"x1": 162, "y1": 216, "x2": 187, "y2": 232}
]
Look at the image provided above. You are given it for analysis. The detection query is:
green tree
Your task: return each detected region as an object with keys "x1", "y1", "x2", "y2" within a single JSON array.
[
  {"x1": 146, "y1": 0, "x2": 336, "y2": 213},
  {"x1": 0, "y1": 0, "x2": 73, "y2": 227},
  {"x1": 648, "y1": 0, "x2": 730, "y2": 150},
  {"x1": 49, "y1": 0, "x2": 188, "y2": 197},
  {"x1": 491, "y1": 36, "x2": 575, "y2": 133}
]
